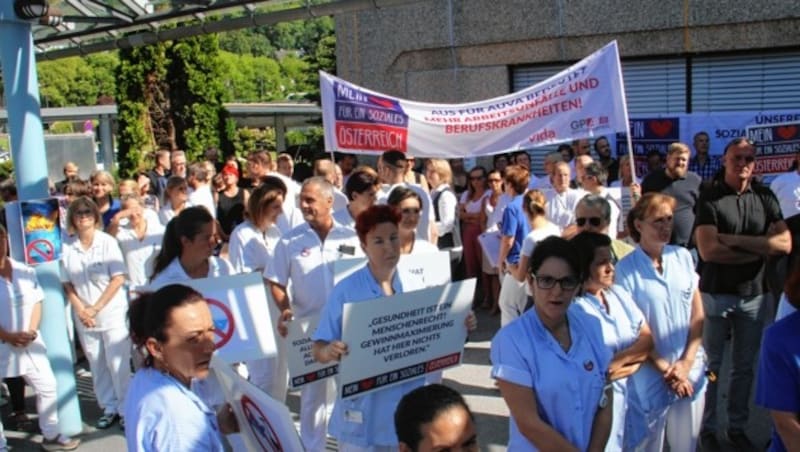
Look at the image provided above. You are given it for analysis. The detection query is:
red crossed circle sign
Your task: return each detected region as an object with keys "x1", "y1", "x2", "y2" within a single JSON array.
[
  {"x1": 26, "y1": 239, "x2": 55, "y2": 264},
  {"x1": 241, "y1": 395, "x2": 284, "y2": 452},
  {"x1": 206, "y1": 298, "x2": 235, "y2": 349}
]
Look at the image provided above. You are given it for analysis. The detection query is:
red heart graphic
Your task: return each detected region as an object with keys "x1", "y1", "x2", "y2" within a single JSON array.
[
  {"x1": 777, "y1": 126, "x2": 797, "y2": 140},
  {"x1": 359, "y1": 378, "x2": 375, "y2": 391},
  {"x1": 649, "y1": 120, "x2": 673, "y2": 138},
  {"x1": 306, "y1": 372, "x2": 317, "y2": 382}
]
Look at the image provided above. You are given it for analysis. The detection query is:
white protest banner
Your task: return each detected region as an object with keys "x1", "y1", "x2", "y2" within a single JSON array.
[
  {"x1": 149, "y1": 273, "x2": 277, "y2": 364},
  {"x1": 212, "y1": 356, "x2": 305, "y2": 452},
  {"x1": 338, "y1": 278, "x2": 475, "y2": 399},
  {"x1": 334, "y1": 251, "x2": 452, "y2": 288},
  {"x1": 286, "y1": 314, "x2": 338, "y2": 389},
  {"x1": 747, "y1": 120, "x2": 800, "y2": 177},
  {"x1": 321, "y1": 41, "x2": 628, "y2": 158},
  {"x1": 478, "y1": 231, "x2": 501, "y2": 269}
]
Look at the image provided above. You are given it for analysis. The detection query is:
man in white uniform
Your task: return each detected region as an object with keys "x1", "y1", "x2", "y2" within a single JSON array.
[
  {"x1": 264, "y1": 177, "x2": 362, "y2": 452},
  {"x1": 545, "y1": 161, "x2": 584, "y2": 232}
]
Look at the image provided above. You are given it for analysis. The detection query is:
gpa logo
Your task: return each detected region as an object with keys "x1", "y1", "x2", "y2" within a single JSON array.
[
  {"x1": 570, "y1": 116, "x2": 610, "y2": 132},
  {"x1": 583, "y1": 360, "x2": 594, "y2": 372}
]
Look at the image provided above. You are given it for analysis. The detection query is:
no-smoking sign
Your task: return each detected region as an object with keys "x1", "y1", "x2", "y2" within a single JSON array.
[
  {"x1": 206, "y1": 298, "x2": 235, "y2": 349},
  {"x1": 25, "y1": 239, "x2": 55, "y2": 264},
  {"x1": 241, "y1": 395, "x2": 284, "y2": 451}
]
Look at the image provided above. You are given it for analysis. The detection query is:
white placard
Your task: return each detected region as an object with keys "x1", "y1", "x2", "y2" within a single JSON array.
[
  {"x1": 212, "y1": 356, "x2": 305, "y2": 452},
  {"x1": 285, "y1": 314, "x2": 338, "y2": 388},
  {"x1": 338, "y1": 279, "x2": 475, "y2": 399},
  {"x1": 334, "y1": 251, "x2": 452, "y2": 288},
  {"x1": 478, "y1": 231, "x2": 502, "y2": 269},
  {"x1": 149, "y1": 273, "x2": 277, "y2": 364}
]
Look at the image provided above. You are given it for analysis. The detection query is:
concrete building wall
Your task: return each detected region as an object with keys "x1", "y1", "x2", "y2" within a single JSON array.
[{"x1": 334, "y1": 0, "x2": 800, "y2": 102}]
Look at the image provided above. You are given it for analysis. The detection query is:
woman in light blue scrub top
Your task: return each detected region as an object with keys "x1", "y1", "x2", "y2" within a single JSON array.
[
  {"x1": 615, "y1": 193, "x2": 706, "y2": 452},
  {"x1": 572, "y1": 231, "x2": 654, "y2": 451},
  {"x1": 491, "y1": 236, "x2": 613, "y2": 451}
]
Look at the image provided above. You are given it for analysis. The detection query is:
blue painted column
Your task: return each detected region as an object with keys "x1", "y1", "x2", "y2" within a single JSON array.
[{"x1": 0, "y1": 4, "x2": 83, "y2": 435}]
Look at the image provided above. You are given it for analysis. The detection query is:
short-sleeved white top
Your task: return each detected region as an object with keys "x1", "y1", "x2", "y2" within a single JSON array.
[
  {"x1": 149, "y1": 256, "x2": 234, "y2": 290},
  {"x1": 227, "y1": 221, "x2": 282, "y2": 273},
  {"x1": 116, "y1": 216, "x2": 165, "y2": 288}
]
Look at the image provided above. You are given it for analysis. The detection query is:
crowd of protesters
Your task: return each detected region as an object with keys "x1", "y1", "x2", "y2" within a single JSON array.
[{"x1": 0, "y1": 133, "x2": 797, "y2": 451}]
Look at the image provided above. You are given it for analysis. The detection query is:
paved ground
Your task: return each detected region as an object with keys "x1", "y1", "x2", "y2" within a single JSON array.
[{"x1": 1, "y1": 308, "x2": 772, "y2": 451}]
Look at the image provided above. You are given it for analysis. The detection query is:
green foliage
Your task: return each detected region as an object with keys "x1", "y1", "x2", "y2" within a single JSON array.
[
  {"x1": 219, "y1": 29, "x2": 275, "y2": 56},
  {"x1": 219, "y1": 52, "x2": 284, "y2": 102},
  {"x1": 37, "y1": 52, "x2": 118, "y2": 107},
  {"x1": 0, "y1": 160, "x2": 13, "y2": 180},
  {"x1": 167, "y1": 33, "x2": 227, "y2": 161},
  {"x1": 304, "y1": 34, "x2": 336, "y2": 104},
  {"x1": 231, "y1": 127, "x2": 276, "y2": 156},
  {"x1": 48, "y1": 121, "x2": 74, "y2": 134}
]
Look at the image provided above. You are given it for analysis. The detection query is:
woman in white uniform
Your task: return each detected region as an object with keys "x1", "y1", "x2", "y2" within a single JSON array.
[
  {"x1": 479, "y1": 169, "x2": 504, "y2": 313},
  {"x1": 61, "y1": 196, "x2": 131, "y2": 430},
  {"x1": 150, "y1": 206, "x2": 233, "y2": 288},
  {"x1": 572, "y1": 231, "x2": 654, "y2": 451},
  {"x1": 387, "y1": 187, "x2": 439, "y2": 256},
  {"x1": 615, "y1": 193, "x2": 706, "y2": 452},
  {"x1": 491, "y1": 236, "x2": 613, "y2": 451},
  {"x1": 227, "y1": 177, "x2": 287, "y2": 273},
  {"x1": 158, "y1": 176, "x2": 192, "y2": 226},
  {"x1": 125, "y1": 284, "x2": 238, "y2": 451},
  {"x1": 332, "y1": 166, "x2": 379, "y2": 230},
  {"x1": 227, "y1": 177, "x2": 287, "y2": 401},
  {"x1": 113, "y1": 194, "x2": 165, "y2": 295},
  {"x1": 0, "y1": 225, "x2": 80, "y2": 451}
]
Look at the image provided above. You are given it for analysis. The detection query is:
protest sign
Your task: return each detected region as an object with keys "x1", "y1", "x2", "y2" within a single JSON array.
[
  {"x1": 5, "y1": 198, "x2": 63, "y2": 266},
  {"x1": 478, "y1": 231, "x2": 501, "y2": 269},
  {"x1": 286, "y1": 314, "x2": 338, "y2": 389},
  {"x1": 150, "y1": 273, "x2": 277, "y2": 364},
  {"x1": 334, "y1": 251, "x2": 452, "y2": 289},
  {"x1": 212, "y1": 356, "x2": 304, "y2": 452},
  {"x1": 338, "y1": 278, "x2": 475, "y2": 399},
  {"x1": 321, "y1": 41, "x2": 628, "y2": 157},
  {"x1": 747, "y1": 120, "x2": 800, "y2": 177},
  {"x1": 615, "y1": 117, "x2": 680, "y2": 176}
]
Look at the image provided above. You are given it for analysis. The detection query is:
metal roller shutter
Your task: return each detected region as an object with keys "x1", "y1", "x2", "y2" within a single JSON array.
[{"x1": 691, "y1": 52, "x2": 800, "y2": 112}]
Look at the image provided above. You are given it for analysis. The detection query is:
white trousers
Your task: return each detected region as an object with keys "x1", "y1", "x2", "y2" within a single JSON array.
[
  {"x1": 247, "y1": 337, "x2": 288, "y2": 402},
  {"x1": 640, "y1": 390, "x2": 706, "y2": 452},
  {"x1": 499, "y1": 272, "x2": 527, "y2": 327},
  {"x1": 74, "y1": 322, "x2": 132, "y2": 415},
  {"x1": 0, "y1": 353, "x2": 61, "y2": 442},
  {"x1": 300, "y1": 377, "x2": 335, "y2": 452}
]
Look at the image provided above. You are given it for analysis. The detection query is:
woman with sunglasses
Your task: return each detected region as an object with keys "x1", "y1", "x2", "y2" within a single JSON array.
[
  {"x1": 572, "y1": 231, "x2": 654, "y2": 451},
  {"x1": 491, "y1": 236, "x2": 613, "y2": 451},
  {"x1": 125, "y1": 285, "x2": 238, "y2": 451},
  {"x1": 459, "y1": 166, "x2": 489, "y2": 298},
  {"x1": 387, "y1": 186, "x2": 439, "y2": 255},
  {"x1": 158, "y1": 176, "x2": 192, "y2": 226},
  {"x1": 574, "y1": 195, "x2": 634, "y2": 263},
  {"x1": 479, "y1": 169, "x2": 505, "y2": 312},
  {"x1": 615, "y1": 193, "x2": 706, "y2": 452},
  {"x1": 62, "y1": 196, "x2": 131, "y2": 430}
]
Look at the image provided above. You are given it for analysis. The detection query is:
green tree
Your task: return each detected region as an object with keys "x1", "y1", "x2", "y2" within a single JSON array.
[
  {"x1": 304, "y1": 34, "x2": 336, "y2": 104},
  {"x1": 167, "y1": 33, "x2": 228, "y2": 161}
]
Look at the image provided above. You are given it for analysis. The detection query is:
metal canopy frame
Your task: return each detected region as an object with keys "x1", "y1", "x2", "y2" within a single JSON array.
[{"x1": 25, "y1": 0, "x2": 426, "y2": 60}]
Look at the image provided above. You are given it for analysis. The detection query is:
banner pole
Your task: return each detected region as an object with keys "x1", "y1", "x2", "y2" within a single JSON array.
[{"x1": 611, "y1": 42, "x2": 638, "y2": 183}]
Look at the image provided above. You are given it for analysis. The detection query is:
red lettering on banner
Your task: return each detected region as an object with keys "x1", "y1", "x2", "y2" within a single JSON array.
[
  {"x1": 336, "y1": 122, "x2": 408, "y2": 151},
  {"x1": 426, "y1": 352, "x2": 461, "y2": 372},
  {"x1": 755, "y1": 155, "x2": 795, "y2": 175}
]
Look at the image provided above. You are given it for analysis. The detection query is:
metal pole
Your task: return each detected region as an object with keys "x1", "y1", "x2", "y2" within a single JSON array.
[{"x1": 0, "y1": 4, "x2": 83, "y2": 436}]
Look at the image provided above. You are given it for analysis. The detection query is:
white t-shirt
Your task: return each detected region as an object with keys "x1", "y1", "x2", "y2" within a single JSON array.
[
  {"x1": 520, "y1": 223, "x2": 562, "y2": 257},
  {"x1": 149, "y1": 256, "x2": 234, "y2": 291},
  {"x1": 188, "y1": 185, "x2": 217, "y2": 219},
  {"x1": 0, "y1": 259, "x2": 50, "y2": 378},
  {"x1": 116, "y1": 217, "x2": 165, "y2": 288},
  {"x1": 769, "y1": 170, "x2": 800, "y2": 218},
  {"x1": 61, "y1": 231, "x2": 128, "y2": 330},
  {"x1": 158, "y1": 201, "x2": 193, "y2": 226},
  {"x1": 431, "y1": 184, "x2": 457, "y2": 236},
  {"x1": 460, "y1": 190, "x2": 489, "y2": 215},
  {"x1": 263, "y1": 222, "x2": 362, "y2": 318},
  {"x1": 545, "y1": 188, "x2": 585, "y2": 231},
  {"x1": 227, "y1": 221, "x2": 282, "y2": 273}
]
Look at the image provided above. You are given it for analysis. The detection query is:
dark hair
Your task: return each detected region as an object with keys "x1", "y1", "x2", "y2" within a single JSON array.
[
  {"x1": 583, "y1": 162, "x2": 608, "y2": 185},
  {"x1": 128, "y1": 284, "x2": 206, "y2": 367},
  {"x1": 151, "y1": 206, "x2": 214, "y2": 281},
  {"x1": 248, "y1": 177, "x2": 287, "y2": 224},
  {"x1": 557, "y1": 143, "x2": 574, "y2": 159},
  {"x1": 66, "y1": 196, "x2": 102, "y2": 234},
  {"x1": 386, "y1": 186, "x2": 422, "y2": 209},
  {"x1": 355, "y1": 205, "x2": 401, "y2": 244},
  {"x1": 571, "y1": 232, "x2": 612, "y2": 283},
  {"x1": 528, "y1": 236, "x2": 582, "y2": 280},
  {"x1": 724, "y1": 137, "x2": 755, "y2": 154},
  {"x1": 344, "y1": 166, "x2": 379, "y2": 201},
  {"x1": 394, "y1": 384, "x2": 474, "y2": 451}
]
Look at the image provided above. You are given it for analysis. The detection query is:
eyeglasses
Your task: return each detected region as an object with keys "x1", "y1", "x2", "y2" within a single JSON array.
[
  {"x1": 75, "y1": 209, "x2": 93, "y2": 217},
  {"x1": 532, "y1": 274, "x2": 580, "y2": 290},
  {"x1": 401, "y1": 208, "x2": 421, "y2": 215},
  {"x1": 576, "y1": 216, "x2": 603, "y2": 227}
]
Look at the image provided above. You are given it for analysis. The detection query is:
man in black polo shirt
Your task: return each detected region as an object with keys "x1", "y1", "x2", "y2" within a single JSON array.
[
  {"x1": 695, "y1": 137, "x2": 791, "y2": 450},
  {"x1": 641, "y1": 142, "x2": 701, "y2": 248}
]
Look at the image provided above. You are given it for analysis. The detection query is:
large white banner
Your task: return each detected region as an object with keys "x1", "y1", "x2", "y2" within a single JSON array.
[
  {"x1": 321, "y1": 41, "x2": 628, "y2": 157},
  {"x1": 338, "y1": 279, "x2": 475, "y2": 399}
]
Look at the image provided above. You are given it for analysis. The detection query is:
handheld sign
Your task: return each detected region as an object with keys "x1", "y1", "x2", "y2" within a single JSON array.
[
  {"x1": 150, "y1": 273, "x2": 277, "y2": 364},
  {"x1": 338, "y1": 278, "x2": 475, "y2": 399},
  {"x1": 334, "y1": 251, "x2": 452, "y2": 287},
  {"x1": 286, "y1": 315, "x2": 338, "y2": 388},
  {"x1": 478, "y1": 231, "x2": 501, "y2": 269},
  {"x1": 212, "y1": 355, "x2": 304, "y2": 452},
  {"x1": 6, "y1": 198, "x2": 63, "y2": 265}
]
